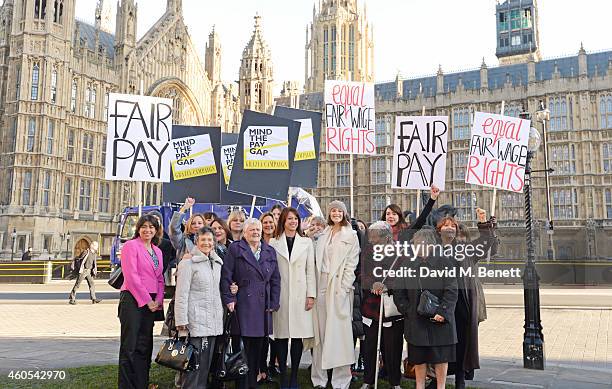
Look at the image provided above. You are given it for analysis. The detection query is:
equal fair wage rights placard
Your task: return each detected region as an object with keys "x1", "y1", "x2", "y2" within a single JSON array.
[
  {"x1": 466, "y1": 112, "x2": 531, "y2": 193},
  {"x1": 392, "y1": 116, "x2": 449, "y2": 191},
  {"x1": 324, "y1": 80, "x2": 375, "y2": 155},
  {"x1": 105, "y1": 93, "x2": 173, "y2": 182}
]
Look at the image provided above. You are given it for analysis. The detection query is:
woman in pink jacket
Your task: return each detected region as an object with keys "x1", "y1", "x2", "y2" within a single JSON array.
[{"x1": 118, "y1": 214, "x2": 165, "y2": 389}]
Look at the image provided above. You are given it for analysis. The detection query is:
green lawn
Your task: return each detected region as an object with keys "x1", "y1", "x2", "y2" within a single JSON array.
[{"x1": 0, "y1": 364, "x2": 465, "y2": 388}]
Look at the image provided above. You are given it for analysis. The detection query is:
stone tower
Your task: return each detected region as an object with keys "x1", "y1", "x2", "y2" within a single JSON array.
[
  {"x1": 95, "y1": 0, "x2": 113, "y2": 33},
  {"x1": 239, "y1": 14, "x2": 274, "y2": 114},
  {"x1": 495, "y1": 0, "x2": 541, "y2": 65},
  {"x1": 305, "y1": 0, "x2": 374, "y2": 93},
  {"x1": 205, "y1": 26, "x2": 222, "y2": 86}
]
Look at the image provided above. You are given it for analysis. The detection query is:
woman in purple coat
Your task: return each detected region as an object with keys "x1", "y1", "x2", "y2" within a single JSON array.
[{"x1": 221, "y1": 218, "x2": 281, "y2": 389}]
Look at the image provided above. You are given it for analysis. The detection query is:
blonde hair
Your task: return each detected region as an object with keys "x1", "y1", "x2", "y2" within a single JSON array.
[{"x1": 227, "y1": 210, "x2": 246, "y2": 231}]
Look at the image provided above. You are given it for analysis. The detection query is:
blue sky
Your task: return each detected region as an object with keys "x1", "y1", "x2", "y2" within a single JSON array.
[{"x1": 75, "y1": 0, "x2": 611, "y2": 92}]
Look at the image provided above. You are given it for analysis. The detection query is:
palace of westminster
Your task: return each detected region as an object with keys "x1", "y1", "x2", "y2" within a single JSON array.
[{"x1": 0, "y1": 0, "x2": 610, "y2": 261}]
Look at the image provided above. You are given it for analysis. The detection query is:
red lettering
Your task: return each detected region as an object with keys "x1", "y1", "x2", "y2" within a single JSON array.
[
  {"x1": 482, "y1": 117, "x2": 494, "y2": 135},
  {"x1": 332, "y1": 85, "x2": 341, "y2": 105},
  {"x1": 466, "y1": 156, "x2": 483, "y2": 185},
  {"x1": 510, "y1": 166, "x2": 525, "y2": 192},
  {"x1": 326, "y1": 127, "x2": 340, "y2": 152}
]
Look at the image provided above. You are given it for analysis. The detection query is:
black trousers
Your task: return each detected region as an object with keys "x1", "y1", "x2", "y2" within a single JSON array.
[
  {"x1": 242, "y1": 336, "x2": 265, "y2": 389},
  {"x1": 69, "y1": 269, "x2": 97, "y2": 301},
  {"x1": 362, "y1": 319, "x2": 404, "y2": 386},
  {"x1": 454, "y1": 297, "x2": 469, "y2": 385},
  {"x1": 275, "y1": 338, "x2": 304, "y2": 387},
  {"x1": 118, "y1": 291, "x2": 156, "y2": 389}
]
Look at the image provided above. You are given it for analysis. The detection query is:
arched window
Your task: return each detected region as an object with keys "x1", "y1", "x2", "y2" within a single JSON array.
[
  {"x1": 50, "y1": 67, "x2": 57, "y2": 103},
  {"x1": 606, "y1": 189, "x2": 612, "y2": 219},
  {"x1": 53, "y1": 0, "x2": 63, "y2": 24},
  {"x1": 31, "y1": 62, "x2": 39, "y2": 100},
  {"x1": 34, "y1": 0, "x2": 46, "y2": 20},
  {"x1": 70, "y1": 79, "x2": 77, "y2": 113}
]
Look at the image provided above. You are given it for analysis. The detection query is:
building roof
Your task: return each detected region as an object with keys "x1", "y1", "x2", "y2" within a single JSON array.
[
  {"x1": 374, "y1": 50, "x2": 612, "y2": 101},
  {"x1": 76, "y1": 20, "x2": 116, "y2": 58}
]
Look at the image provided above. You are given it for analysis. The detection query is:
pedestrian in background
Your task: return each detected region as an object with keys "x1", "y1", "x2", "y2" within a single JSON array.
[
  {"x1": 117, "y1": 214, "x2": 165, "y2": 389},
  {"x1": 68, "y1": 241, "x2": 101, "y2": 305}
]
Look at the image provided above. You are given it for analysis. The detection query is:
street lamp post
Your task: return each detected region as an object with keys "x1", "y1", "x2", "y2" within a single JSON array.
[
  {"x1": 535, "y1": 102, "x2": 555, "y2": 260},
  {"x1": 10, "y1": 228, "x2": 17, "y2": 261},
  {"x1": 65, "y1": 232, "x2": 71, "y2": 261},
  {"x1": 521, "y1": 121, "x2": 545, "y2": 370}
]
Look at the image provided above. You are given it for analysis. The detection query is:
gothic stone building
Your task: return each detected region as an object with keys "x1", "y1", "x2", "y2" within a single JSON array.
[
  {"x1": 277, "y1": 0, "x2": 612, "y2": 261},
  {"x1": 0, "y1": 0, "x2": 245, "y2": 259}
]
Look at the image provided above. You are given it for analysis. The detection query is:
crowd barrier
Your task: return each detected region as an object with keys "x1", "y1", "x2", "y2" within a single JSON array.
[
  {"x1": 0, "y1": 260, "x2": 112, "y2": 284},
  {"x1": 0, "y1": 259, "x2": 610, "y2": 285}
]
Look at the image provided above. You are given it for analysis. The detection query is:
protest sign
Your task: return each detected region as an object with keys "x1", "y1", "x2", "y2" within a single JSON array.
[
  {"x1": 221, "y1": 144, "x2": 236, "y2": 185},
  {"x1": 220, "y1": 133, "x2": 267, "y2": 206},
  {"x1": 171, "y1": 134, "x2": 216, "y2": 180},
  {"x1": 466, "y1": 112, "x2": 530, "y2": 193},
  {"x1": 392, "y1": 116, "x2": 449, "y2": 190},
  {"x1": 324, "y1": 80, "x2": 375, "y2": 155},
  {"x1": 162, "y1": 126, "x2": 221, "y2": 204},
  {"x1": 105, "y1": 93, "x2": 173, "y2": 182},
  {"x1": 243, "y1": 126, "x2": 289, "y2": 169},
  {"x1": 274, "y1": 106, "x2": 322, "y2": 188},
  {"x1": 229, "y1": 110, "x2": 300, "y2": 201}
]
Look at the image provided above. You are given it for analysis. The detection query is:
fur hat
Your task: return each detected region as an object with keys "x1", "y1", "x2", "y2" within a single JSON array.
[{"x1": 327, "y1": 200, "x2": 349, "y2": 219}]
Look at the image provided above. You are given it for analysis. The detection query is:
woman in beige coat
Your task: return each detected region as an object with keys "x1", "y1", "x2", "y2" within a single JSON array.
[
  {"x1": 311, "y1": 200, "x2": 360, "y2": 389},
  {"x1": 269, "y1": 207, "x2": 316, "y2": 389}
]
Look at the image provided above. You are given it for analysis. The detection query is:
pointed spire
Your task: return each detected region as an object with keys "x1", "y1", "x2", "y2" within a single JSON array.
[
  {"x1": 437, "y1": 64, "x2": 443, "y2": 76},
  {"x1": 579, "y1": 41, "x2": 586, "y2": 54},
  {"x1": 481, "y1": 57, "x2": 487, "y2": 69}
]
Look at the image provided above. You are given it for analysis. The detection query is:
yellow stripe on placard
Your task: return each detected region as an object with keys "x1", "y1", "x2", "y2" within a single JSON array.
[
  {"x1": 295, "y1": 150, "x2": 316, "y2": 161},
  {"x1": 174, "y1": 147, "x2": 213, "y2": 164},
  {"x1": 222, "y1": 167, "x2": 230, "y2": 185},
  {"x1": 245, "y1": 160, "x2": 289, "y2": 170},
  {"x1": 173, "y1": 164, "x2": 217, "y2": 180},
  {"x1": 299, "y1": 133, "x2": 314, "y2": 140}
]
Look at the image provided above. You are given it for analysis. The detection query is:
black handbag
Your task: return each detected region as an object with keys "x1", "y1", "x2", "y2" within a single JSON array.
[
  {"x1": 416, "y1": 274, "x2": 440, "y2": 318},
  {"x1": 155, "y1": 333, "x2": 199, "y2": 372},
  {"x1": 108, "y1": 265, "x2": 123, "y2": 289},
  {"x1": 213, "y1": 312, "x2": 249, "y2": 381}
]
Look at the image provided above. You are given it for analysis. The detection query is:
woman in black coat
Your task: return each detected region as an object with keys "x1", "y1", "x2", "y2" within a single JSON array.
[
  {"x1": 394, "y1": 229, "x2": 458, "y2": 389},
  {"x1": 435, "y1": 208, "x2": 498, "y2": 389}
]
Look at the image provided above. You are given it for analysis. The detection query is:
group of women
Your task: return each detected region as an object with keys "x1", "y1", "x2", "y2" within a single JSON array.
[{"x1": 117, "y1": 186, "x2": 499, "y2": 389}]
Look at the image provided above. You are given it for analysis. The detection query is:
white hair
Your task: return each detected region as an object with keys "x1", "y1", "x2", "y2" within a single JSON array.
[{"x1": 243, "y1": 218, "x2": 262, "y2": 231}]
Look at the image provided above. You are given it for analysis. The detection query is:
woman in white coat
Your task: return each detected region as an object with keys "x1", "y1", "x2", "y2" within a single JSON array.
[
  {"x1": 311, "y1": 200, "x2": 360, "y2": 389},
  {"x1": 269, "y1": 207, "x2": 316, "y2": 389}
]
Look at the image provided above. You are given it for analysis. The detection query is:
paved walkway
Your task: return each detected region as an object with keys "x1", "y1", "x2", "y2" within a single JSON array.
[{"x1": 0, "y1": 282, "x2": 611, "y2": 387}]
